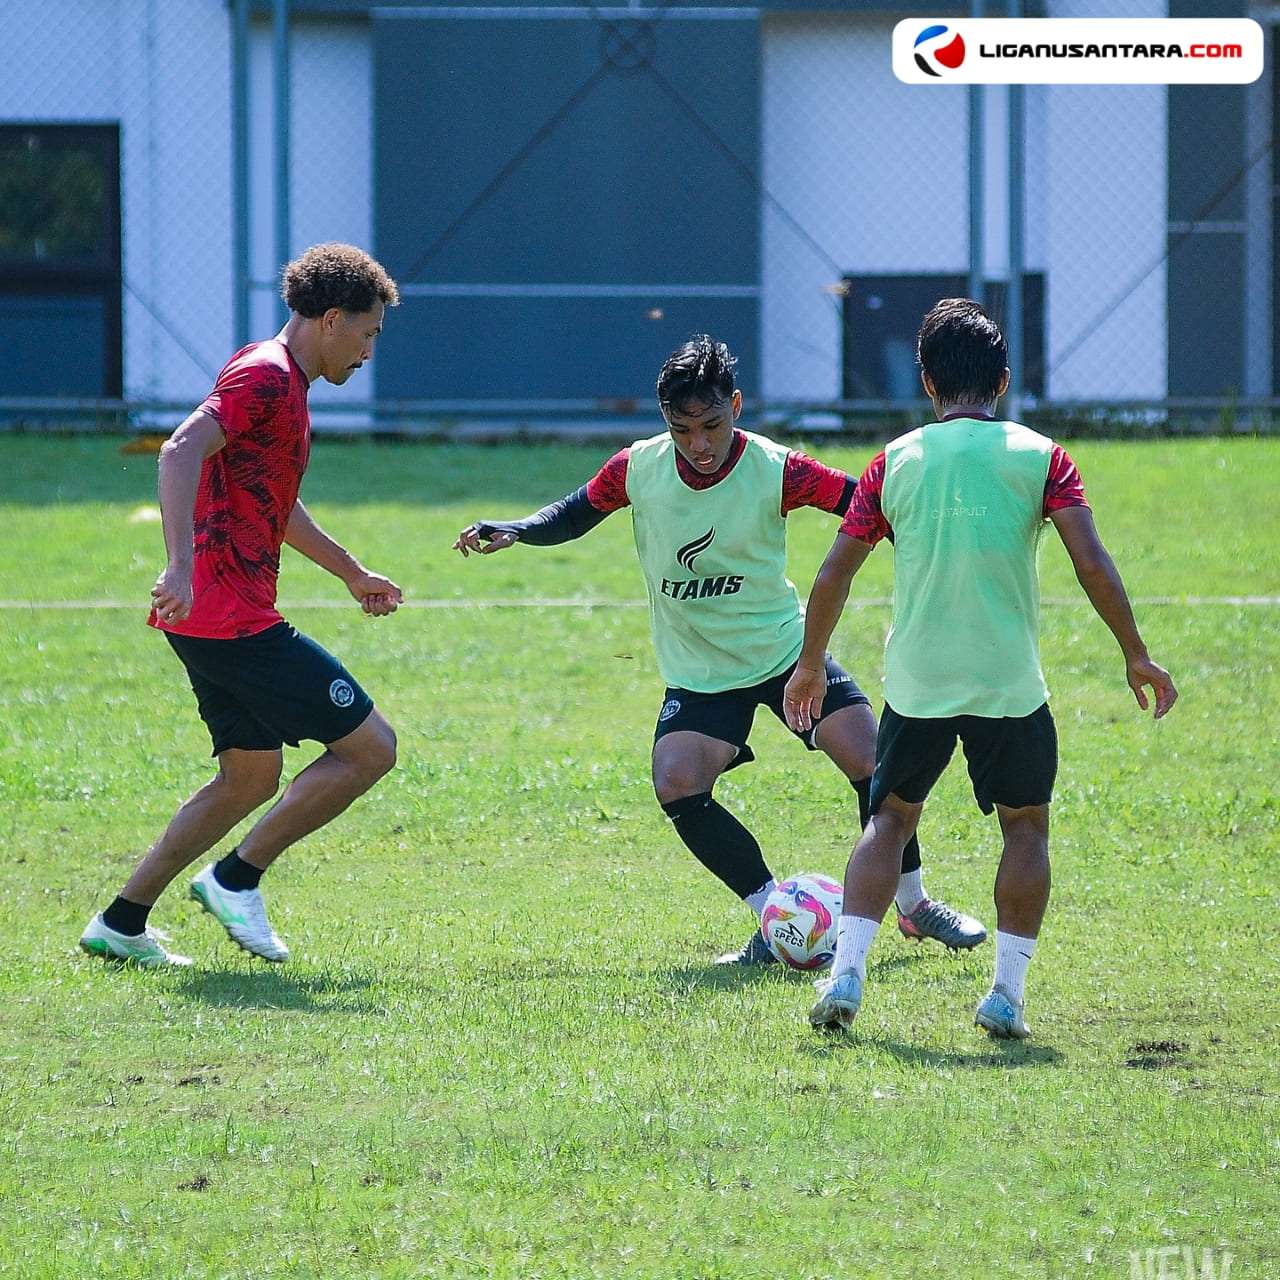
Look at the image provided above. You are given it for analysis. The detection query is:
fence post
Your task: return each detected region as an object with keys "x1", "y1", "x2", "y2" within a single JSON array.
[
  {"x1": 273, "y1": 0, "x2": 291, "y2": 324},
  {"x1": 231, "y1": 0, "x2": 251, "y2": 349},
  {"x1": 968, "y1": 0, "x2": 985, "y2": 308},
  {"x1": 1006, "y1": 0, "x2": 1024, "y2": 420}
]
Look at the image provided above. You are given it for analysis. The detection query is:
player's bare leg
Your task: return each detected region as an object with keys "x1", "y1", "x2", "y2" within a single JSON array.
[
  {"x1": 651, "y1": 730, "x2": 737, "y2": 808},
  {"x1": 123, "y1": 750, "x2": 284, "y2": 903},
  {"x1": 188, "y1": 710, "x2": 395, "y2": 962},
  {"x1": 810, "y1": 792, "x2": 923, "y2": 1030},
  {"x1": 232, "y1": 708, "x2": 397, "y2": 871},
  {"x1": 814, "y1": 703, "x2": 985, "y2": 950},
  {"x1": 811, "y1": 700, "x2": 877, "y2": 780},
  {"x1": 79, "y1": 749, "x2": 283, "y2": 967},
  {"x1": 976, "y1": 803, "x2": 1050, "y2": 1039},
  {"x1": 842, "y1": 792, "x2": 921, "y2": 925},
  {"x1": 993, "y1": 803, "x2": 1050, "y2": 937}
]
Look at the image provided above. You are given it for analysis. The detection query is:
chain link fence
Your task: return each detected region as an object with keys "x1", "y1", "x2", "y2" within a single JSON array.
[
  {"x1": 0, "y1": 0, "x2": 1274, "y2": 435},
  {"x1": 0, "y1": 0, "x2": 230, "y2": 407}
]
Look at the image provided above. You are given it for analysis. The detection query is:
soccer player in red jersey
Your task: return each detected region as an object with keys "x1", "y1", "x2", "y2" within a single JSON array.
[
  {"x1": 453, "y1": 336, "x2": 986, "y2": 965},
  {"x1": 81, "y1": 244, "x2": 403, "y2": 968}
]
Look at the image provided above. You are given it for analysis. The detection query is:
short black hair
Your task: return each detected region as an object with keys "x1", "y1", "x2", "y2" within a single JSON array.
[
  {"x1": 656, "y1": 335, "x2": 737, "y2": 413},
  {"x1": 281, "y1": 243, "x2": 400, "y2": 318},
  {"x1": 916, "y1": 298, "x2": 1007, "y2": 404}
]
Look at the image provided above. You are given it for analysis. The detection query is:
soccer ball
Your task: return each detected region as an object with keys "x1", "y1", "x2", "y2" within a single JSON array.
[{"x1": 759, "y1": 873, "x2": 843, "y2": 970}]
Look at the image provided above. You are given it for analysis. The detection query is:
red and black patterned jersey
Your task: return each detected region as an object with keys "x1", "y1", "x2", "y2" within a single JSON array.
[
  {"x1": 585, "y1": 429, "x2": 851, "y2": 517},
  {"x1": 840, "y1": 440, "x2": 1089, "y2": 547},
  {"x1": 151, "y1": 339, "x2": 311, "y2": 639}
]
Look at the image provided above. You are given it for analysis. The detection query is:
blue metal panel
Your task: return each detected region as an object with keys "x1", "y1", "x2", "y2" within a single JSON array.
[
  {"x1": 1166, "y1": 0, "x2": 1248, "y2": 396},
  {"x1": 255, "y1": 2, "x2": 950, "y2": 15},
  {"x1": 1168, "y1": 85, "x2": 1246, "y2": 224},
  {"x1": 0, "y1": 295, "x2": 106, "y2": 396},
  {"x1": 373, "y1": 10, "x2": 760, "y2": 398},
  {"x1": 1167, "y1": 234, "x2": 1244, "y2": 397},
  {"x1": 378, "y1": 296, "x2": 758, "y2": 398}
]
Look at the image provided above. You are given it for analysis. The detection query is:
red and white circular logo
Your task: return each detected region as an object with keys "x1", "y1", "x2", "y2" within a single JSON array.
[{"x1": 914, "y1": 25, "x2": 967, "y2": 76}]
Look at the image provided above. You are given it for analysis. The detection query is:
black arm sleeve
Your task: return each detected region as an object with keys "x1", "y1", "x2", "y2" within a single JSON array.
[
  {"x1": 474, "y1": 486, "x2": 611, "y2": 546},
  {"x1": 833, "y1": 475, "x2": 856, "y2": 518}
]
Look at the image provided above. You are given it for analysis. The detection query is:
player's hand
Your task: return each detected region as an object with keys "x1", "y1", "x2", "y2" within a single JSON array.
[
  {"x1": 346, "y1": 570, "x2": 403, "y2": 617},
  {"x1": 1127, "y1": 654, "x2": 1177, "y2": 719},
  {"x1": 783, "y1": 663, "x2": 827, "y2": 734},
  {"x1": 453, "y1": 523, "x2": 518, "y2": 557},
  {"x1": 152, "y1": 563, "x2": 193, "y2": 624}
]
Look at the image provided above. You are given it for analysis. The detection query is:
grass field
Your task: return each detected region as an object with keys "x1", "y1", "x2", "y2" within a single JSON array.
[{"x1": 0, "y1": 435, "x2": 1276, "y2": 1280}]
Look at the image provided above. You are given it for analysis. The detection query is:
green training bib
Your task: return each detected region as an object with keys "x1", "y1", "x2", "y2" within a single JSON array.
[{"x1": 626, "y1": 431, "x2": 803, "y2": 693}]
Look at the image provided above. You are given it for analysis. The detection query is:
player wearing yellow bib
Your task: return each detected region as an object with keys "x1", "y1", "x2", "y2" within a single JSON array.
[
  {"x1": 455, "y1": 336, "x2": 986, "y2": 963},
  {"x1": 785, "y1": 300, "x2": 1177, "y2": 1037}
]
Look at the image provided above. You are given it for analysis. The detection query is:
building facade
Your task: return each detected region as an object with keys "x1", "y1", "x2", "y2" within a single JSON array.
[{"x1": 1, "y1": 0, "x2": 1272, "y2": 416}]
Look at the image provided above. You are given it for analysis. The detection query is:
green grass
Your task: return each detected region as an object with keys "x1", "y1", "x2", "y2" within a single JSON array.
[{"x1": 0, "y1": 436, "x2": 1276, "y2": 1279}]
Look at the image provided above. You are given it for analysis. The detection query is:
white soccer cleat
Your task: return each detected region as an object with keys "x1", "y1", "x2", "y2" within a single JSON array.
[
  {"x1": 189, "y1": 864, "x2": 289, "y2": 963},
  {"x1": 808, "y1": 970, "x2": 863, "y2": 1032},
  {"x1": 975, "y1": 985, "x2": 1031, "y2": 1040},
  {"x1": 79, "y1": 913, "x2": 192, "y2": 968}
]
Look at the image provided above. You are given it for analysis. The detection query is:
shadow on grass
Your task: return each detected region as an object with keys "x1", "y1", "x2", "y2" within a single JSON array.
[
  {"x1": 654, "y1": 963, "x2": 781, "y2": 994},
  {"x1": 660, "y1": 952, "x2": 931, "y2": 998},
  {"x1": 800, "y1": 1033, "x2": 1063, "y2": 1069},
  {"x1": 654, "y1": 948, "x2": 928, "y2": 997},
  {"x1": 170, "y1": 966, "x2": 383, "y2": 1014}
]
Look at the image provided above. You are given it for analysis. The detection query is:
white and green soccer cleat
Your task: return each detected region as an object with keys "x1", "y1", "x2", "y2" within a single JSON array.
[
  {"x1": 189, "y1": 864, "x2": 289, "y2": 963},
  {"x1": 975, "y1": 985, "x2": 1031, "y2": 1040},
  {"x1": 79, "y1": 914, "x2": 192, "y2": 968}
]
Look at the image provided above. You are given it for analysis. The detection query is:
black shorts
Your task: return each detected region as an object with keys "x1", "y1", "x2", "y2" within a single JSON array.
[
  {"x1": 653, "y1": 654, "x2": 871, "y2": 767},
  {"x1": 165, "y1": 621, "x2": 375, "y2": 756},
  {"x1": 869, "y1": 702, "x2": 1058, "y2": 816}
]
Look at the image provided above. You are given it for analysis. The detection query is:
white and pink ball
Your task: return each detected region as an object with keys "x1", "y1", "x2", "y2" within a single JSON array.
[{"x1": 759, "y1": 873, "x2": 843, "y2": 970}]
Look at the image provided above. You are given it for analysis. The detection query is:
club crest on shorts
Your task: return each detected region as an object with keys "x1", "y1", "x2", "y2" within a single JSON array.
[
  {"x1": 329, "y1": 678, "x2": 355, "y2": 708},
  {"x1": 659, "y1": 698, "x2": 682, "y2": 723}
]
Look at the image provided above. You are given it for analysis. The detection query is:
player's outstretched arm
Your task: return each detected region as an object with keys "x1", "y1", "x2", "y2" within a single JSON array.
[
  {"x1": 1050, "y1": 505, "x2": 1176, "y2": 718},
  {"x1": 151, "y1": 411, "x2": 226, "y2": 623},
  {"x1": 453, "y1": 485, "x2": 613, "y2": 557},
  {"x1": 284, "y1": 499, "x2": 403, "y2": 617},
  {"x1": 783, "y1": 533, "x2": 874, "y2": 733}
]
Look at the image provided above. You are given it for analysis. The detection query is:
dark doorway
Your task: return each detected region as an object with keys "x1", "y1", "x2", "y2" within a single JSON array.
[
  {"x1": 841, "y1": 274, "x2": 1045, "y2": 402},
  {"x1": 0, "y1": 123, "x2": 122, "y2": 397}
]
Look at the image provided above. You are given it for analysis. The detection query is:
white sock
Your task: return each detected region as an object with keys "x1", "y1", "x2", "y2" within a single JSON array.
[
  {"x1": 993, "y1": 930, "x2": 1037, "y2": 1004},
  {"x1": 744, "y1": 878, "x2": 776, "y2": 917},
  {"x1": 895, "y1": 869, "x2": 926, "y2": 915},
  {"x1": 832, "y1": 914, "x2": 880, "y2": 981}
]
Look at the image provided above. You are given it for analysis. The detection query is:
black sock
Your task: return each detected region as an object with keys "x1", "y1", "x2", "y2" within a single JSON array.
[
  {"x1": 661, "y1": 792, "x2": 772, "y2": 899},
  {"x1": 102, "y1": 896, "x2": 151, "y2": 936},
  {"x1": 852, "y1": 777, "x2": 922, "y2": 874},
  {"x1": 900, "y1": 831, "x2": 922, "y2": 875},
  {"x1": 213, "y1": 849, "x2": 264, "y2": 892}
]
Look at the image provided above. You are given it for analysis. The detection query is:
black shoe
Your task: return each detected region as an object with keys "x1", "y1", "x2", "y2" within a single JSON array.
[{"x1": 714, "y1": 931, "x2": 778, "y2": 966}]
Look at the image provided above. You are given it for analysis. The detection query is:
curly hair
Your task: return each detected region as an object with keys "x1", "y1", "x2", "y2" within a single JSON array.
[
  {"x1": 656, "y1": 335, "x2": 738, "y2": 412},
  {"x1": 281, "y1": 243, "x2": 400, "y2": 318}
]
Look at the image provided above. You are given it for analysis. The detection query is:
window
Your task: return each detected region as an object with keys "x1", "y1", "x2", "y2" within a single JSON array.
[
  {"x1": 842, "y1": 274, "x2": 1045, "y2": 402},
  {"x1": 0, "y1": 124, "x2": 122, "y2": 397}
]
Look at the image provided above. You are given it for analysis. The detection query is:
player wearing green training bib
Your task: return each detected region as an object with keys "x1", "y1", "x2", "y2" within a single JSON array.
[
  {"x1": 455, "y1": 336, "x2": 986, "y2": 964},
  {"x1": 786, "y1": 299, "x2": 1177, "y2": 1039}
]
